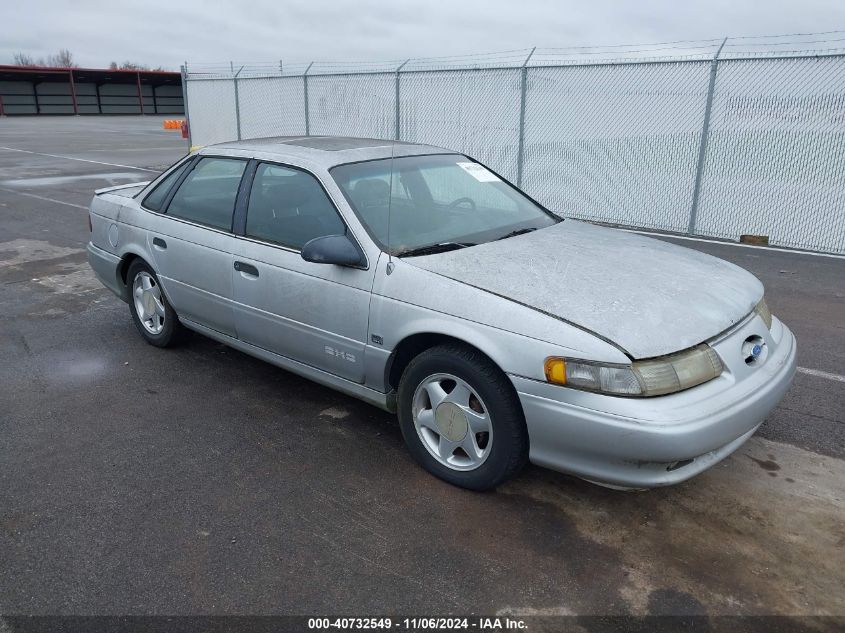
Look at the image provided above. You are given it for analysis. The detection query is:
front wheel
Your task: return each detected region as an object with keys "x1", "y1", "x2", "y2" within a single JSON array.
[
  {"x1": 397, "y1": 344, "x2": 529, "y2": 490},
  {"x1": 127, "y1": 259, "x2": 185, "y2": 348}
]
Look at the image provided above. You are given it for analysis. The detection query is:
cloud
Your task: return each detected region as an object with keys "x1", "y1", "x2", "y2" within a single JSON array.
[{"x1": 2, "y1": 0, "x2": 843, "y2": 70}]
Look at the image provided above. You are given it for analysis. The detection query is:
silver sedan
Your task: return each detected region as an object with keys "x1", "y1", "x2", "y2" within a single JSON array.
[{"x1": 87, "y1": 136, "x2": 796, "y2": 490}]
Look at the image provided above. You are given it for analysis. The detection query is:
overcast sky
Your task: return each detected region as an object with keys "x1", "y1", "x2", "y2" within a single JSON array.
[{"x1": 3, "y1": 0, "x2": 844, "y2": 70}]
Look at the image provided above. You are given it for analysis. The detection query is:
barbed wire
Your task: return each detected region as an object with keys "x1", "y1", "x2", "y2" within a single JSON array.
[
  {"x1": 726, "y1": 29, "x2": 845, "y2": 40},
  {"x1": 185, "y1": 29, "x2": 845, "y2": 78}
]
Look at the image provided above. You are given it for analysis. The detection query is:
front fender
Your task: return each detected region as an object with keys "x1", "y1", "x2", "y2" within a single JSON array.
[{"x1": 367, "y1": 256, "x2": 626, "y2": 392}]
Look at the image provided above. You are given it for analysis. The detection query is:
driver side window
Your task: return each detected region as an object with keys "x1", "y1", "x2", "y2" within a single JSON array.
[{"x1": 245, "y1": 163, "x2": 346, "y2": 250}]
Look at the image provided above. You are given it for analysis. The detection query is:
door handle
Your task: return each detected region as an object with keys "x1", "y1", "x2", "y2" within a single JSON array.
[
  {"x1": 234, "y1": 261, "x2": 259, "y2": 277},
  {"x1": 152, "y1": 237, "x2": 167, "y2": 249}
]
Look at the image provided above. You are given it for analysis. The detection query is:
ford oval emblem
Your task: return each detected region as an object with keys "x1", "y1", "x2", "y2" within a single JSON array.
[{"x1": 751, "y1": 344, "x2": 762, "y2": 357}]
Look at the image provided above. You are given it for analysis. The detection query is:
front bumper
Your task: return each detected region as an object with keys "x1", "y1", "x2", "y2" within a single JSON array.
[{"x1": 512, "y1": 315, "x2": 797, "y2": 488}]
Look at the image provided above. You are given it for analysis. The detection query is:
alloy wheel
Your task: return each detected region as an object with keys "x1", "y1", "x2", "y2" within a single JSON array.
[
  {"x1": 412, "y1": 373, "x2": 493, "y2": 471},
  {"x1": 132, "y1": 271, "x2": 165, "y2": 335}
]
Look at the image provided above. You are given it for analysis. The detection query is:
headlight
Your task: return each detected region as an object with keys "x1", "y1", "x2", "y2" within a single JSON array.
[
  {"x1": 754, "y1": 297, "x2": 772, "y2": 330},
  {"x1": 544, "y1": 344, "x2": 723, "y2": 397},
  {"x1": 544, "y1": 358, "x2": 642, "y2": 395}
]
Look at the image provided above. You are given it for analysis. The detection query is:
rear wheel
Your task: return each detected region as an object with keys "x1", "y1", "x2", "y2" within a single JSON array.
[
  {"x1": 397, "y1": 344, "x2": 529, "y2": 490},
  {"x1": 127, "y1": 259, "x2": 184, "y2": 348}
]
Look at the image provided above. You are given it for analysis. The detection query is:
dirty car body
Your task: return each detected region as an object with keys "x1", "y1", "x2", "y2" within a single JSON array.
[{"x1": 87, "y1": 136, "x2": 796, "y2": 490}]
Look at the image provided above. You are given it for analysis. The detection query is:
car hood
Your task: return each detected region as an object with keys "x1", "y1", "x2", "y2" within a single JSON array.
[{"x1": 406, "y1": 220, "x2": 763, "y2": 359}]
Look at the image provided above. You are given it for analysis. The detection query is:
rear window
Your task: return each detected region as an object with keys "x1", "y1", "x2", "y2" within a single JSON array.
[
  {"x1": 143, "y1": 159, "x2": 191, "y2": 212},
  {"x1": 166, "y1": 157, "x2": 246, "y2": 231}
]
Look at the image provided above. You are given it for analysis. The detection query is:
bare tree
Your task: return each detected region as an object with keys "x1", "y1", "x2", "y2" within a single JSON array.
[
  {"x1": 15, "y1": 51, "x2": 166, "y2": 71},
  {"x1": 46, "y1": 49, "x2": 77, "y2": 68},
  {"x1": 109, "y1": 61, "x2": 166, "y2": 71},
  {"x1": 119, "y1": 61, "x2": 148, "y2": 71},
  {"x1": 12, "y1": 50, "x2": 78, "y2": 68},
  {"x1": 12, "y1": 52, "x2": 40, "y2": 66}
]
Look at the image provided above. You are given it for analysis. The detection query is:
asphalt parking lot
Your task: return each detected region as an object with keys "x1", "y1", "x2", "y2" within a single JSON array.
[{"x1": 1, "y1": 116, "x2": 844, "y2": 620}]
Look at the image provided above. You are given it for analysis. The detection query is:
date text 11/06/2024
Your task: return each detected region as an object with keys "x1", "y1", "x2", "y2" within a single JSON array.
[{"x1": 307, "y1": 617, "x2": 527, "y2": 630}]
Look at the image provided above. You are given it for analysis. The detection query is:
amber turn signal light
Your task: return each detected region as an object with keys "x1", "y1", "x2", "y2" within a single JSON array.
[{"x1": 544, "y1": 358, "x2": 567, "y2": 385}]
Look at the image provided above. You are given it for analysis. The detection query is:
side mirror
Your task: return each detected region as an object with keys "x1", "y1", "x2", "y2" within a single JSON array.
[{"x1": 301, "y1": 234, "x2": 365, "y2": 267}]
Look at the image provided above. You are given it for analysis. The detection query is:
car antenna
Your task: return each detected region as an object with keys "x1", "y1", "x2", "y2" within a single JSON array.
[{"x1": 386, "y1": 138, "x2": 396, "y2": 274}]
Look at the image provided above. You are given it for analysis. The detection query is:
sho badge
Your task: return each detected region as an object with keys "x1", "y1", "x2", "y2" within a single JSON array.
[{"x1": 325, "y1": 346, "x2": 356, "y2": 363}]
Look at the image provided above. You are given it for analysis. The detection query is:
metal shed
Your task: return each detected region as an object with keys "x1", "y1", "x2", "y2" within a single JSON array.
[{"x1": 0, "y1": 65, "x2": 184, "y2": 115}]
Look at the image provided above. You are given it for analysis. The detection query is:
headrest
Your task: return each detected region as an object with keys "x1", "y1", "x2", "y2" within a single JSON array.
[{"x1": 352, "y1": 178, "x2": 390, "y2": 208}]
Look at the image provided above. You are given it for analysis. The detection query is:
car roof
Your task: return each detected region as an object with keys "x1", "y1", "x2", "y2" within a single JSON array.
[{"x1": 205, "y1": 136, "x2": 458, "y2": 168}]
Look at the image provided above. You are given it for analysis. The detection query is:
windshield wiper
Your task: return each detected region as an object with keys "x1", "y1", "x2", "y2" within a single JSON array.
[
  {"x1": 496, "y1": 227, "x2": 537, "y2": 241},
  {"x1": 397, "y1": 242, "x2": 476, "y2": 257}
]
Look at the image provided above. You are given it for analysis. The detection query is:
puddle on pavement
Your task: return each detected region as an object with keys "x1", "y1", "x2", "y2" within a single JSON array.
[
  {"x1": 0, "y1": 238, "x2": 80, "y2": 267},
  {"x1": 1, "y1": 239, "x2": 106, "y2": 317},
  {"x1": 31, "y1": 267, "x2": 102, "y2": 294}
]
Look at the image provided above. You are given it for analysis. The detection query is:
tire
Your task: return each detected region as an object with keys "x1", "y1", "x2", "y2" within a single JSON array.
[
  {"x1": 126, "y1": 259, "x2": 185, "y2": 348},
  {"x1": 397, "y1": 343, "x2": 529, "y2": 491}
]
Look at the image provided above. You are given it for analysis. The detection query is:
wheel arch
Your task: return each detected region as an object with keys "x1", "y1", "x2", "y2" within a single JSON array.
[
  {"x1": 117, "y1": 251, "x2": 169, "y2": 304},
  {"x1": 385, "y1": 332, "x2": 502, "y2": 393},
  {"x1": 118, "y1": 252, "x2": 143, "y2": 284},
  {"x1": 115, "y1": 252, "x2": 146, "y2": 301}
]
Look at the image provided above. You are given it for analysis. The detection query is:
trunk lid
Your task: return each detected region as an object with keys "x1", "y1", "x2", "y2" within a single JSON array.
[{"x1": 95, "y1": 181, "x2": 149, "y2": 198}]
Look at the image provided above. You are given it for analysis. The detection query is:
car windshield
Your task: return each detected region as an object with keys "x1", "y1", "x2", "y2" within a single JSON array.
[{"x1": 331, "y1": 154, "x2": 559, "y2": 256}]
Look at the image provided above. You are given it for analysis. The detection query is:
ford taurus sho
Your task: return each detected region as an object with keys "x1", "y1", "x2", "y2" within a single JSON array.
[{"x1": 87, "y1": 136, "x2": 796, "y2": 490}]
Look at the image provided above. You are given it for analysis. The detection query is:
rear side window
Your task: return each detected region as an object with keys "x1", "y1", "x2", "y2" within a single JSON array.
[
  {"x1": 143, "y1": 160, "x2": 191, "y2": 211},
  {"x1": 166, "y1": 157, "x2": 246, "y2": 231},
  {"x1": 245, "y1": 163, "x2": 346, "y2": 250}
]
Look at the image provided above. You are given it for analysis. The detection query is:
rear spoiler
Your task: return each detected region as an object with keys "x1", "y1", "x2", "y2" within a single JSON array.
[{"x1": 95, "y1": 181, "x2": 151, "y2": 195}]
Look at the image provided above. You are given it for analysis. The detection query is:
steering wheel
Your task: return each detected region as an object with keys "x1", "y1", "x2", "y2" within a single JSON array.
[{"x1": 447, "y1": 197, "x2": 476, "y2": 211}]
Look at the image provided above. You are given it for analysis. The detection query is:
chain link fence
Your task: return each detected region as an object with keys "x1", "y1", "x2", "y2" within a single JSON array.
[{"x1": 182, "y1": 34, "x2": 845, "y2": 254}]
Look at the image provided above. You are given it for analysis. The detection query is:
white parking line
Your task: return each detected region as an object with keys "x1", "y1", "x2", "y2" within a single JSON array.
[
  {"x1": 797, "y1": 367, "x2": 845, "y2": 383},
  {"x1": 1, "y1": 172, "x2": 142, "y2": 188},
  {"x1": 0, "y1": 146, "x2": 159, "y2": 173},
  {"x1": 84, "y1": 147, "x2": 178, "y2": 152},
  {"x1": 620, "y1": 228, "x2": 845, "y2": 260},
  {"x1": 0, "y1": 186, "x2": 88, "y2": 210}
]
